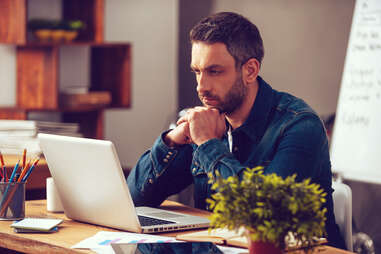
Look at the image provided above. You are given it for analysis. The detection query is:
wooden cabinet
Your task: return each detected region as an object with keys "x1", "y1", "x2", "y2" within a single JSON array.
[{"x1": 0, "y1": 0, "x2": 131, "y2": 139}]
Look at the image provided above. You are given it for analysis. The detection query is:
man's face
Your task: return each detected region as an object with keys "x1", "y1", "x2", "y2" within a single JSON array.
[{"x1": 191, "y1": 42, "x2": 247, "y2": 114}]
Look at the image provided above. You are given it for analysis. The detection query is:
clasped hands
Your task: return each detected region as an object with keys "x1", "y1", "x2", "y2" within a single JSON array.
[{"x1": 165, "y1": 107, "x2": 226, "y2": 147}]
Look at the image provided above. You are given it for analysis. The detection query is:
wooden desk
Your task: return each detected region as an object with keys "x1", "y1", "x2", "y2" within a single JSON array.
[{"x1": 0, "y1": 200, "x2": 353, "y2": 254}]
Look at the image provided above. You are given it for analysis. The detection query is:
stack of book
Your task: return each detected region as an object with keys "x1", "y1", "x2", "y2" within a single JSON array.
[{"x1": 0, "y1": 120, "x2": 82, "y2": 156}]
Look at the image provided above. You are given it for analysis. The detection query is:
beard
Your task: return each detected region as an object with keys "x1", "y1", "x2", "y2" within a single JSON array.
[{"x1": 198, "y1": 73, "x2": 247, "y2": 115}]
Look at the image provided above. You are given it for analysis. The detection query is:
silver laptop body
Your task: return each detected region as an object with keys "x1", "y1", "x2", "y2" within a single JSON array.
[{"x1": 38, "y1": 133, "x2": 210, "y2": 233}]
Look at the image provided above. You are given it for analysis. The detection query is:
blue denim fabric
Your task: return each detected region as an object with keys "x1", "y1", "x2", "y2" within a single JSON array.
[{"x1": 127, "y1": 76, "x2": 345, "y2": 249}]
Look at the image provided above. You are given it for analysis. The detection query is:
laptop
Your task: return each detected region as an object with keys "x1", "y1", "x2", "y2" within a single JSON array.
[{"x1": 38, "y1": 133, "x2": 210, "y2": 233}]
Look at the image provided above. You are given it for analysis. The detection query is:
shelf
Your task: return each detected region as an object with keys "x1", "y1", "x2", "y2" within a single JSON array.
[
  {"x1": 16, "y1": 44, "x2": 131, "y2": 110},
  {"x1": 13, "y1": 42, "x2": 131, "y2": 47},
  {"x1": 0, "y1": 107, "x2": 28, "y2": 120},
  {"x1": 0, "y1": 0, "x2": 104, "y2": 44},
  {"x1": 0, "y1": 0, "x2": 131, "y2": 140},
  {"x1": 16, "y1": 46, "x2": 59, "y2": 109}
]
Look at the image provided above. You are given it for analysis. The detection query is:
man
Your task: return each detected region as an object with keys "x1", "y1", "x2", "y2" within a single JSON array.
[{"x1": 127, "y1": 12, "x2": 345, "y2": 249}]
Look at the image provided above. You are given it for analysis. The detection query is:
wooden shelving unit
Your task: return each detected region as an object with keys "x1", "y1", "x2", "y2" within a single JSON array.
[{"x1": 0, "y1": 0, "x2": 131, "y2": 139}]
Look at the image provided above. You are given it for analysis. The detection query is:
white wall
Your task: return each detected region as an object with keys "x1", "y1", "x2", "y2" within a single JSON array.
[
  {"x1": 0, "y1": 46, "x2": 16, "y2": 106},
  {"x1": 104, "y1": 0, "x2": 178, "y2": 167}
]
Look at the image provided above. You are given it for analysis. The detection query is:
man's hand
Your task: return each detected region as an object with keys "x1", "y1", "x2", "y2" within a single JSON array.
[
  {"x1": 177, "y1": 107, "x2": 226, "y2": 146},
  {"x1": 164, "y1": 122, "x2": 192, "y2": 147}
]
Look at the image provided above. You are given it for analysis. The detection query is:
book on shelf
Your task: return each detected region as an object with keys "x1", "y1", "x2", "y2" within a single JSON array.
[
  {"x1": 0, "y1": 120, "x2": 82, "y2": 155},
  {"x1": 0, "y1": 120, "x2": 79, "y2": 133}
]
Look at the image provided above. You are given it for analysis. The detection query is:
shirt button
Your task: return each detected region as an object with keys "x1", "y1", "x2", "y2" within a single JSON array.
[
  {"x1": 166, "y1": 154, "x2": 171, "y2": 159},
  {"x1": 168, "y1": 151, "x2": 173, "y2": 155},
  {"x1": 194, "y1": 161, "x2": 199, "y2": 166},
  {"x1": 148, "y1": 178, "x2": 153, "y2": 184},
  {"x1": 163, "y1": 158, "x2": 168, "y2": 163}
]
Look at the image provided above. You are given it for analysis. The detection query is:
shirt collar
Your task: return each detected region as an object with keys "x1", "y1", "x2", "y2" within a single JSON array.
[{"x1": 233, "y1": 76, "x2": 275, "y2": 141}]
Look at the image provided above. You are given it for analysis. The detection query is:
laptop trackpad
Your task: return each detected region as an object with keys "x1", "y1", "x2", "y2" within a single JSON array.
[
  {"x1": 136, "y1": 207, "x2": 186, "y2": 220},
  {"x1": 146, "y1": 212, "x2": 184, "y2": 219}
]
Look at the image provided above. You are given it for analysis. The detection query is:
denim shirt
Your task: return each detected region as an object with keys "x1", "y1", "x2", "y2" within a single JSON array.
[{"x1": 127, "y1": 76, "x2": 345, "y2": 249}]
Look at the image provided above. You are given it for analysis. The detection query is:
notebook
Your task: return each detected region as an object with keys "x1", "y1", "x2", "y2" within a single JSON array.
[
  {"x1": 38, "y1": 133, "x2": 210, "y2": 233},
  {"x1": 176, "y1": 228, "x2": 327, "y2": 250},
  {"x1": 11, "y1": 218, "x2": 63, "y2": 232},
  {"x1": 176, "y1": 228, "x2": 248, "y2": 248}
]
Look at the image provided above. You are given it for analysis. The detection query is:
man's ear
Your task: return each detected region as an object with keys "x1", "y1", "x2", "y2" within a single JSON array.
[{"x1": 242, "y1": 58, "x2": 260, "y2": 84}]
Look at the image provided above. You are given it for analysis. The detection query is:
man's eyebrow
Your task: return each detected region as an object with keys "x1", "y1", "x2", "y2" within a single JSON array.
[{"x1": 190, "y1": 64, "x2": 223, "y2": 71}]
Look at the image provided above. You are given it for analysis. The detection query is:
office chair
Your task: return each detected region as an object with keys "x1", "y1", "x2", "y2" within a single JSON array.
[{"x1": 332, "y1": 181, "x2": 353, "y2": 251}]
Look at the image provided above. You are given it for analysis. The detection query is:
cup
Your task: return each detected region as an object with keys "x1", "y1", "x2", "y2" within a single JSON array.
[
  {"x1": 46, "y1": 177, "x2": 64, "y2": 212},
  {"x1": 0, "y1": 182, "x2": 25, "y2": 220}
]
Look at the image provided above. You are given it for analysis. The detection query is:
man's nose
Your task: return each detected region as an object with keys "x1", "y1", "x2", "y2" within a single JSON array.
[{"x1": 196, "y1": 73, "x2": 211, "y2": 94}]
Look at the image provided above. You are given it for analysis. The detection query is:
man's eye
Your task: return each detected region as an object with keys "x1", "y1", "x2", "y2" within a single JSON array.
[{"x1": 209, "y1": 70, "x2": 222, "y2": 75}]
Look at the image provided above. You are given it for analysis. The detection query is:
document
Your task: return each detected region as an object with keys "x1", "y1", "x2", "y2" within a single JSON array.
[{"x1": 72, "y1": 231, "x2": 179, "y2": 249}]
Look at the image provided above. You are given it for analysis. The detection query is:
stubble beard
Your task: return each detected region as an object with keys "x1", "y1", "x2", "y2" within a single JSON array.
[{"x1": 199, "y1": 73, "x2": 247, "y2": 115}]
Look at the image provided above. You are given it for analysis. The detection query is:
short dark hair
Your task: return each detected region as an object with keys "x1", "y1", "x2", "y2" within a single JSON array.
[{"x1": 190, "y1": 12, "x2": 264, "y2": 67}]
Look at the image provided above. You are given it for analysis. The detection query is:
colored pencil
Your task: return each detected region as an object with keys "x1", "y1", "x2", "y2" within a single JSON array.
[
  {"x1": 22, "y1": 149, "x2": 27, "y2": 172},
  {"x1": 22, "y1": 158, "x2": 40, "y2": 182},
  {"x1": 8, "y1": 161, "x2": 19, "y2": 184},
  {"x1": 17, "y1": 160, "x2": 31, "y2": 183},
  {"x1": 0, "y1": 152, "x2": 5, "y2": 181}
]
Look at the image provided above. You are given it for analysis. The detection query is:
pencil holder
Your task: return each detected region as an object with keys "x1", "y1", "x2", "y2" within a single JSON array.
[{"x1": 0, "y1": 182, "x2": 26, "y2": 220}]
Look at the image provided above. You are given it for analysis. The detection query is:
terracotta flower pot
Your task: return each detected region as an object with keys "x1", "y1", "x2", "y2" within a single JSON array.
[
  {"x1": 34, "y1": 29, "x2": 52, "y2": 42},
  {"x1": 246, "y1": 230, "x2": 282, "y2": 254},
  {"x1": 247, "y1": 239, "x2": 283, "y2": 254}
]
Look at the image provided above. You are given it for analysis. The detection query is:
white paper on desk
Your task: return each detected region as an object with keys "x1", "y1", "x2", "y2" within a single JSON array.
[
  {"x1": 90, "y1": 245, "x2": 248, "y2": 254},
  {"x1": 72, "y1": 231, "x2": 180, "y2": 249},
  {"x1": 91, "y1": 246, "x2": 115, "y2": 254},
  {"x1": 217, "y1": 245, "x2": 248, "y2": 254}
]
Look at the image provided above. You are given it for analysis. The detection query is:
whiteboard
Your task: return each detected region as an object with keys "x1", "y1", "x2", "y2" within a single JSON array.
[{"x1": 330, "y1": 0, "x2": 381, "y2": 184}]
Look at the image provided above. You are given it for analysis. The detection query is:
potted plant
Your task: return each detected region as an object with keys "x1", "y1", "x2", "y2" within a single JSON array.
[
  {"x1": 61, "y1": 20, "x2": 85, "y2": 42},
  {"x1": 28, "y1": 19, "x2": 55, "y2": 41},
  {"x1": 28, "y1": 19, "x2": 84, "y2": 42},
  {"x1": 207, "y1": 167, "x2": 327, "y2": 254}
]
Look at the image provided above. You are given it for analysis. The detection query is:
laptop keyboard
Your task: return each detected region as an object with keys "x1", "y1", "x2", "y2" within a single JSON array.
[{"x1": 138, "y1": 215, "x2": 176, "y2": 227}]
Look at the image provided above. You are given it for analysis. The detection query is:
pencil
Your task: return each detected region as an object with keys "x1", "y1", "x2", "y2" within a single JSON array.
[
  {"x1": 17, "y1": 160, "x2": 31, "y2": 183},
  {"x1": 9, "y1": 160, "x2": 20, "y2": 183},
  {"x1": 0, "y1": 151, "x2": 5, "y2": 181},
  {"x1": 0, "y1": 151, "x2": 5, "y2": 168},
  {"x1": 22, "y1": 158, "x2": 40, "y2": 182},
  {"x1": 22, "y1": 148, "x2": 27, "y2": 172}
]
